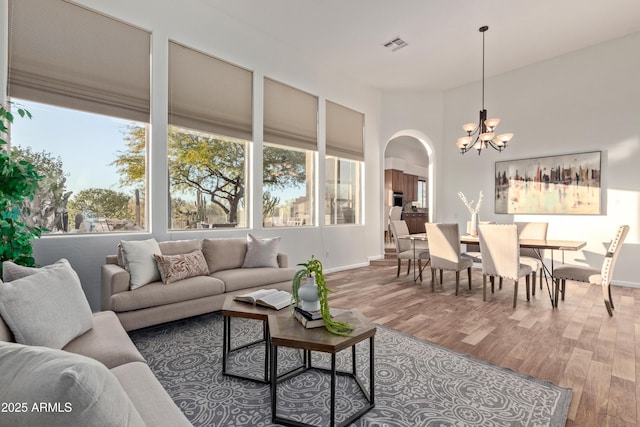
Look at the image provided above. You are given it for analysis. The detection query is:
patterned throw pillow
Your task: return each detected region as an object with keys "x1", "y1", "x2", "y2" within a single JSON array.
[{"x1": 153, "y1": 249, "x2": 209, "y2": 285}]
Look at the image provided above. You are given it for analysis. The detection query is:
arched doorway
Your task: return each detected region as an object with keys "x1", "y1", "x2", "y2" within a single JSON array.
[{"x1": 382, "y1": 130, "x2": 435, "y2": 247}]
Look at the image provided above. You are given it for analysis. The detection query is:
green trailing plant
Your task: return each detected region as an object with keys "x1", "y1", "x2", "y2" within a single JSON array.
[
  {"x1": 0, "y1": 103, "x2": 43, "y2": 275},
  {"x1": 291, "y1": 255, "x2": 353, "y2": 336}
]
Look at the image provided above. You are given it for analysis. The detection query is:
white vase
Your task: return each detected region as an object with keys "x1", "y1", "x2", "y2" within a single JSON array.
[
  {"x1": 298, "y1": 276, "x2": 321, "y2": 312},
  {"x1": 470, "y1": 212, "x2": 478, "y2": 237}
]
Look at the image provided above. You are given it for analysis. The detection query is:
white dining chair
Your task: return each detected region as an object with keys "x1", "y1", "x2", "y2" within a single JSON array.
[
  {"x1": 553, "y1": 225, "x2": 629, "y2": 316},
  {"x1": 463, "y1": 221, "x2": 495, "y2": 263},
  {"x1": 515, "y1": 222, "x2": 549, "y2": 296},
  {"x1": 388, "y1": 206, "x2": 402, "y2": 244},
  {"x1": 478, "y1": 224, "x2": 532, "y2": 308},
  {"x1": 390, "y1": 220, "x2": 430, "y2": 279},
  {"x1": 425, "y1": 223, "x2": 473, "y2": 295}
]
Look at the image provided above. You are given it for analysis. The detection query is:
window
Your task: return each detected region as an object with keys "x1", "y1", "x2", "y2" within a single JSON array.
[
  {"x1": 168, "y1": 127, "x2": 248, "y2": 229},
  {"x1": 416, "y1": 179, "x2": 428, "y2": 209},
  {"x1": 9, "y1": 99, "x2": 149, "y2": 233},
  {"x1": 325, "y1": 156, "x2": 361, "y2": 224},
  {"x1": 7, "y1": 0, "x2": 150, "y2": 234},
  {"x1": 325, "y1": 101, "x2": 364, "y2": 225},
  {"x1": 263, "y1": 78, "x2": 318, "y2": 227},
  {"x1": 263, "y1": 143, "x2": 315, "y2": 227},
  {"x1": 168, "y1": 42, "x2": 252, "y2": 230}
]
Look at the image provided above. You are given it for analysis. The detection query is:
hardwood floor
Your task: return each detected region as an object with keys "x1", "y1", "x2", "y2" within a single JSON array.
[{"x1": 324, "y1": 262, "x2": 639, "y2": 426}]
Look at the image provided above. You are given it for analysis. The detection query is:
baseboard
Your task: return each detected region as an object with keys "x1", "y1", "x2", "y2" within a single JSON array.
[
  {"x1": 367, "y1": 254, "x2": 385, "y2": 261},
  {"x1": 324, "y1": 262, "x2": 370, "y2": 274},
  {"x1": 612, "y1": 281, "x2": 640, "y2": 289}
]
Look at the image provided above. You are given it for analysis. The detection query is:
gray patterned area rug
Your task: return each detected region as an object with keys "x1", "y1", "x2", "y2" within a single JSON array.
[{"x1": 129, "y1": 312, "x2": 571, "y2": 426}]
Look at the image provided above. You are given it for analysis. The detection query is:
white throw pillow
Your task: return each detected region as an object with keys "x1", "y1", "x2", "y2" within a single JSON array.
[
  {"x1": 0, "y1": 259, "x2": 93, "y2": 349},
  {"x1": 0, "y1": 341, "x2": 145, "y2": 427},
  {"x1": 2, "y1": 259, "x2": 67, "y2": 282},
  {"x1": 242, "y1": 234, "x2": 281, "y2": 268},
  {"x1": 120, "y1": 238, "x2": 162, "y2": 290}
]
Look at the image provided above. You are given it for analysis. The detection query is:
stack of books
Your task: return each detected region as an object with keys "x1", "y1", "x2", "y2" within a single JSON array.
[{"x1": 293, "y1": 306, "x2": 326, "y2": 329}]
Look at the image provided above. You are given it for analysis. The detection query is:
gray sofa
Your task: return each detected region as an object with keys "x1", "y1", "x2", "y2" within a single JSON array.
[
  {"x1": 0, "y1": 258, "x2": 192, "y2": 426},
  {"x1": 101, "y1": 237, "x2": 295, "y2": 331},
  {"x1": 0, "y1": 309, "x2": 191, "y2": 427}
]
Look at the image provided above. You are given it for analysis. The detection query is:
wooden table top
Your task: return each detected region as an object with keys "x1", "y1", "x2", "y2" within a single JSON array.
[
  {"x1": 222, "y1": 294, "x2": 292, "y2": 321},
  {"x1": 399, "y1": 233, "x2": 586, "y2": 251},
  {"x1": 268, "y1": 308, "x2": 376, "y2": 354}
]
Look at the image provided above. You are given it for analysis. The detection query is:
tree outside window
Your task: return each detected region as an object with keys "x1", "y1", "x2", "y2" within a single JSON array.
[{"x1": 262, "y1": 143, "x2": 314, "y2": 227}]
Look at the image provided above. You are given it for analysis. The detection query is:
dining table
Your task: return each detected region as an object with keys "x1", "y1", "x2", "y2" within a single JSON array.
[{"x1": 398, "y1": 233, "x2": 587, "y2": 308}]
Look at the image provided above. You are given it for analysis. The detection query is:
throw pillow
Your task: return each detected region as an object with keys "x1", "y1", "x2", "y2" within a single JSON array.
[
  {"x1": 120, "y1": 238, "x2": 162, "y2": 290},
  {"x1": 154, "y1": 249, "x2": 210, "y2": 285},
  {"x1": 242, "y1": 234, "x2": 281, "y2": 268},
  {"x1": 0, "y1": 258, "x2": 93, "y2": 349},
  {"x1": 0, "y1": 341, "x2": 145, "y2": 427},
  {"x1": 2, "y1": 258, "x2": 67, "y2": 282}
]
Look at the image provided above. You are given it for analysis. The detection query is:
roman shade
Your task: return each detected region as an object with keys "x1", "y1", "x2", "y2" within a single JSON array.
[
  {"x1": 263, "y1": 78, "x2": 318, "y2": 151},
  {"x1": 326, "y1": 100, "x2": 365, "y2": 161},
  {"x1": 168, "y1": 41, "x2": 253, "y2": 141},
  {"x1": 7, "y1": 0, "x2": 150, "y2": 123}
]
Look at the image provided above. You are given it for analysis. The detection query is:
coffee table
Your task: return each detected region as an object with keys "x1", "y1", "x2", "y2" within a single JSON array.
[
  {"x1": 222, "y1": 295, "x2": 298, "y2": 383},
  {"x1": 268, "y1": 309, "x2": 376, "y2": 427}
]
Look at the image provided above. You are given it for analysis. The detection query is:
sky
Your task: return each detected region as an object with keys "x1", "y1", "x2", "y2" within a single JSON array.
[{"x1": 9, "y1": 99, "x2": 131, "y2": 196}]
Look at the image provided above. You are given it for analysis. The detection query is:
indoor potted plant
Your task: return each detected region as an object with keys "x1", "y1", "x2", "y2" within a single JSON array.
[
  {"x1": 291, "y1": 255, "x2": 353, "y2": 336},
  {"x1": 0, "y1": 103, "x2": 43, "y2": 276}
]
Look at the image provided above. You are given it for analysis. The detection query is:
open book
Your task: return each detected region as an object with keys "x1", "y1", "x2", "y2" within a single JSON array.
[{"x1": 234, "y1": 289, "x2": 292, "y2": 310}]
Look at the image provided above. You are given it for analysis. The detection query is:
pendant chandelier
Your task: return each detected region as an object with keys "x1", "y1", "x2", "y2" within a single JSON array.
[{"x1": 456, "y1": 26, "x2": 513, "y2": 155}]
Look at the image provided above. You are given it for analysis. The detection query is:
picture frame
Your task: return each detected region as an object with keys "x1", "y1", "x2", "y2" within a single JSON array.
[{"x1": 495, "y1": 151, "x2": 601, "y2": 215}]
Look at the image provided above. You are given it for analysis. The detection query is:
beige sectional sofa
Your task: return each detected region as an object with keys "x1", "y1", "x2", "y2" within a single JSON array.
[
  {"x1": 0, "y1": 260, "x2": 191, "y2": 427},
  {"x1": 102, "y1": 236, "x2": 295, "y2": 331}
]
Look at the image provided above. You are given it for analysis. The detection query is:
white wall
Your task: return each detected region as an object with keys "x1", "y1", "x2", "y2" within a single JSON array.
[
  {"x1": 383, "y1": 32, "x2": 640, "y2": 286},
  {"x1": 1, "y1": 0, "x2": 383, "y2": 310}
]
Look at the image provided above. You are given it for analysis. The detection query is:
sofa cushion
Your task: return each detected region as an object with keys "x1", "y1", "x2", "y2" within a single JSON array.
[
  {"x1": 110, "y1": 275, "x2": 225, "y2": 312},
  {"x1": 0, "y1": 259, "x2": 93, "y2": 349},
  {"x1": 63, "y1": 311, "x2": 145, "y2": 369},
  {"x1": 242, "y1": 234, "x2": 281, "y2": 268},
  {"x1": 154, "y1": 249, "x2": 209, "y2": 284},
  {"x1": 158, "y1": 238, "x2": 202, "y2": 255},
  {"x1": 0, "y1": 341, "x2": 145, "y2": 427},
  {"x1": 120, "y1": 238, "x2": 162, "y2": 290},
  {"x1": 0, "y1": 314, "x2": 13, "y2": 342},
  {"x1": 2, "y1": 259, "x2": 67, "y2": 282},
  {"x1": 111, "y1": 361, "x2": 192, "y2": 427},
  {"x1": 202, "y1": 237, "x2": 247, "y2": 273},
  {"x1": 213, "y1": 267, "x2": 295, "y2": 292}
]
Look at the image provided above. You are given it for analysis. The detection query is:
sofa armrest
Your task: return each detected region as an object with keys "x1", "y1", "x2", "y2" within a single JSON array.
[
  {"x1": 101, "y1": 264, "x2": 130, "y2": 311},
  {"x1": 277, "y1": 253, "x2": 288, "y2": 268},
  {"x1": 105, "y1": 254, "x2": 119, "y2": 265}
]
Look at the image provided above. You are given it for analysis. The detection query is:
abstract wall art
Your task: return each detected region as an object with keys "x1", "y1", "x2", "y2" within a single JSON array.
[{"x1": 495, "y1": 151, "x2": 601, "y2": 215}]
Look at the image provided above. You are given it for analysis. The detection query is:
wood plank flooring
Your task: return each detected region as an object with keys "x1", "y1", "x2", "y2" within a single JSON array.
[{"x1": 324, "y1": 262, "x2": 640, "y2": 426}]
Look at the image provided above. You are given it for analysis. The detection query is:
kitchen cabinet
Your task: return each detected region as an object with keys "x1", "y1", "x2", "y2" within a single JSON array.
[
  {"x1": 384, "y1": 169, "x2": 404, "y2": 193},
  {"x1": 384, "y1": 169, "x2": 405, "y2": 205},
  {"x1": 401, "y1": 212, "x2": 429, "y2": 234},
  {"x1": 403, "y1": 174, "x2": 418, "y2": 202}
]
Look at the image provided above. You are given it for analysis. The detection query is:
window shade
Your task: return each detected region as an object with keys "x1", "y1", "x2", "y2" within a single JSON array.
[
  {"x1": 263, "y1": 78, "x2": 317, "y2": 151},
  {"x1": 326, "y1": 101, "x2": 364, "y2": 161},
  {"x1": 168, "y1": 42, "x2": 253, "y2": 141},
  {"x1": 8, "y1": 0, "x2": 150, "y2": 123}
]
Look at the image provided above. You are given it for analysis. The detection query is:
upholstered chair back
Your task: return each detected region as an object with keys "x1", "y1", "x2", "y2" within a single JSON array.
[
  {"x1": 478, "y1": 224, "x2": 521, "y2": 280},
  {"x1": 601, "y1": 225, "x2": 630, "y2": 285},
  {"x1": 390, "y1": 220, "x2": 411, "y2": 253},
  {"x1": 425, "y1": 223, "x2": 462, "y2": 271}
]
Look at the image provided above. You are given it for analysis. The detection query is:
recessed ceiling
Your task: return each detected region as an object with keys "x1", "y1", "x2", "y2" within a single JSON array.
[{"x1": 201, "y1": 0, "x2": 640, "y2": 91}]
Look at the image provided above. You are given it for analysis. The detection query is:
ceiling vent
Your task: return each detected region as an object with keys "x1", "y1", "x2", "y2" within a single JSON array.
[{"x1": 383, "y1": 36, "x2": 408, "y2": 52}]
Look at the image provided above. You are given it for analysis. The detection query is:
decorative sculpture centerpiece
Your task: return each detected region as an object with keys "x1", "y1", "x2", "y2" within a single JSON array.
[
  {"x1": 458, "y1": 190, "x2": 483, "y2": 237},
  {"x1": 291, "y1": 256, "x2": 353, "y2": 336}
]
